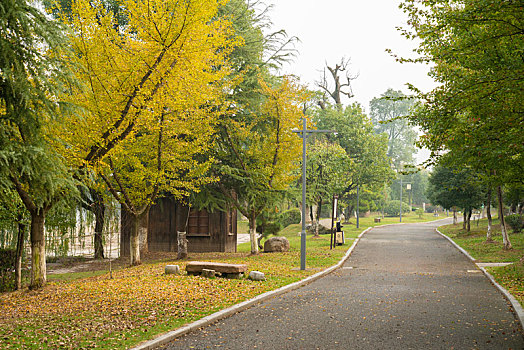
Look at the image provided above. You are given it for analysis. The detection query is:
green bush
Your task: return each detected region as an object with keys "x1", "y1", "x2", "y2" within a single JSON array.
[
  {"x1": 384, "y1": 200, "x2": 410, "y2": 216},
  {"x1": 416, "y1": 208, "x2": 424, "y2": 218},
  {"x1": 0, "y1": 248, "x2": 16, "y2": 292},
  {"x1": 279, "y1": 208, "x2": 301, "y2": 227},
  {"x1": 424, "y1": 204, "x2": 439, "y2": 213},
  {"x1": 505, "y1": 214, "x2": 523, "y2": 233},
  {"x1": 257, "y1": 221, "x2": 282, "y2": 236}
]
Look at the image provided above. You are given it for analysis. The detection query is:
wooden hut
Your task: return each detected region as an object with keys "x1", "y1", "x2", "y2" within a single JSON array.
[{"x1": 121, "y1": 198, "x2": 237, "y2": 255}]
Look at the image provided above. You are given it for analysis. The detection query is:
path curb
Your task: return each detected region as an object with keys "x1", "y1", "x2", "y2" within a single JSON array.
[
  {"x1": 130, "y1": 228, "x2": 372, "y2": 350},
  {"x1": 435, "y1": 228, "x2": 524, "y2": 329}
]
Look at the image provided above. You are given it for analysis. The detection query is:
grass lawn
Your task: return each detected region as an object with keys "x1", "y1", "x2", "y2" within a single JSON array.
[
  {"x1": 438, "y1": 218, "x2": 524, "y2": 307},
  {"x1": 0, "y1": 212, "x2": 442, "y2": 349},
  {"x1": 1, "y1": 227, "x2": 347, "y2": 349}
]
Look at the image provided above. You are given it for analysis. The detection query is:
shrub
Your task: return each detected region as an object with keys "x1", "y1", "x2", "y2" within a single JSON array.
[
  {"x1": 0, "y1": 248, "x2": 16, "y2": 292},
  {"x1": 257, "y1": 222, "x2": 282, "y2": 236},
  {"x1": 384, "y1": 200, "x2": 410, "y2": 216},
  {"x1": 424, "y1": 204, "x2": 439, "y2": 213},
  {"x1": 416, "y1": 208, "x2": 424, "y2": 218},
  {"x1": 279, "y1": 208, "x2": 301, "y2": 227},
  {"x1": 505, "y1": 214, "x2": 523, "y2": 233}
]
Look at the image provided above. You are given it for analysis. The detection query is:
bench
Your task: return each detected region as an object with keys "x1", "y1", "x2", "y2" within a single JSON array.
[
  {"x1": 186, "y1": 261, "x2": 248, "y2": 279},
  {"x1": 374, "y1": 218, "x2": 381, "y2": 223}
]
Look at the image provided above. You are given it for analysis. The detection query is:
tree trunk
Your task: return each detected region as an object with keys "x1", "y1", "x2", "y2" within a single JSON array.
[
  {"x1": 462, "y1": 211, "x2": 467, "y2": 230},
  {"x1": 347, "y1": 205, "x2": 355, "y2": 219},
  {"x1": 139, "y1": 209, "x2": 149, "y2": 254},
  {"x1": 257, "y1": 234, "x2": 264, "y2": 250},
  {"x1": 15, "y1": 221, "x2": 26, "y2": 290},
  {"x1": 497, "y1": 186, "x2": 512, "y2": 250},
  {"x1": 486, "y1": 188, "x2": 493, "y2": 242},
  {"x1": 93, "y1": 197, "x2": 105, "y2": 259},
  {"x1": 314, "y1": 201, "x2": 322, "y2": 237},
  {"x1": 466, "y1": 209, "x2": 471, "y2": 232},
  {"x1": 248, "y1": 211, "x2": 259, "y2": 255},
  {"x1": 129, "y1": 213, "x2": 141, "y2": 266},
  {"x1": 452, "y1": 208, "x2": 457, "y2": 225},
  {"x1": 29, "y1": 211, "x2": 46, "y2": 290},
  {"x1": 177, "y1": 231, "x2": 188, "y2": 259}
]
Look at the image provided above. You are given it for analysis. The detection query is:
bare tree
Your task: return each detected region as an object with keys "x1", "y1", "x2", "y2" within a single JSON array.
[{"x1": 316, "y1": 57, "x2": 358, "y2": 109}]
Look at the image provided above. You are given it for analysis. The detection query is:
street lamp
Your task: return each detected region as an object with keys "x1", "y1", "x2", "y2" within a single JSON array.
[
  {"x1": 394, "y1": 163, "x2": 404, "y2": 223},
  {"x1": 293, "y1": 118, "x2": 337, "y2": 270},
  {"x1": 400, "y1": 176, "x2": 402, "y2": 222},
  {"x1": 356, "y1": 184, "x2": 360, "y2": 228},
  {"x1": 406, "y1": 183, "x2": 412, "y2": 212}
]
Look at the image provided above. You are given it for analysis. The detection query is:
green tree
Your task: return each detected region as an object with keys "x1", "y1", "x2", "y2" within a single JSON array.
[
  {"x1": 306, "y1": 139, "x2": 354, "y2": 236},
  {"x1": 0, "y1": 0, "x2": 78, "y2": 289},
  {"x1": 369, "y1": 89, "x2": 417, "y2": 168},
  {"x1": 398, "y1": 0, "x2": 523, "y2": 249},
  {"x1": 427, "y1": 165, "x2": 484, "y2": 232},
  {"x1": 314, "y1": 103, "x2": 394, "y2": 215},
  {"x1": 210, "y1": 77, "x2": 307, "y2": 254},
  {"x1": 0, "y1": 188, "x2": 28, "y2": 290},
  {"x1": 196, "y1": 0, "x2": 302, "y2": 255}
]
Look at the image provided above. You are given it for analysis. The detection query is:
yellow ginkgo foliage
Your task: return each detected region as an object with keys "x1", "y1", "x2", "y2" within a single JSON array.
[
  {"x1": 54, "y1": 0, "x2": 238, "y2": 265},
  {"x1": 215, "y1": 76, "x2": 309, "y2": 254}
]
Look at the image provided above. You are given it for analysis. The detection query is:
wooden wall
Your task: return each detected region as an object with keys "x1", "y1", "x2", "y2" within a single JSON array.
[{"x1": 120, "y1": 198, "x2": 237, "y2": 255}]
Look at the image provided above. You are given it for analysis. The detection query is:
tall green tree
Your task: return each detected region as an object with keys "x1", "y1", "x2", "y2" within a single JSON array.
[
  {"x1": 428, "y1": 165, "x2": 484, "y2": 232},
  {"x1": 398, "y1": 0, "x2": 523, "y2": 249},
  {"x1": 0, "y1": 0, "x2": 78, "y2": 289},
  {"x1": 314, "y1": 103, "x2": 394, "y2": 211},
  {"x1": 195, "y1": 0, "x2": 302, "y2": 255},
  {"x1": 369, "y1": 89, "x2": 417, "y2": 168},
  {"x1": 305, "y1": 139, "x2": 354, "y2": 236}
]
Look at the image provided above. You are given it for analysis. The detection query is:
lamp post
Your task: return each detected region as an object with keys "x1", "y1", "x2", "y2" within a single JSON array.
[
  {"x1": 293, "y1": 118, "x2": 336, "y2": 270},
  {"x1": 356, "y1": 184, "x2": 360, "y2": 228},
  {"x1": 406, "y1": 183, "x2": 412, "y2": 212},
  {"x1": 400, "y1": 176, "x2": 402, "y2": 223}
]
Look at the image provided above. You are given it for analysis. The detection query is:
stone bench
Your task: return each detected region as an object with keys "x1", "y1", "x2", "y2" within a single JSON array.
[{"x1": 186, "y1": 261, "x2": 248, "y2": 279}]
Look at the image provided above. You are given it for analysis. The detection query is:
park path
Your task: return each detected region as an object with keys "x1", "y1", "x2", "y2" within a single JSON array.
[{"x1": 158, "y1": 220, "x2": 523, "y2": 349}]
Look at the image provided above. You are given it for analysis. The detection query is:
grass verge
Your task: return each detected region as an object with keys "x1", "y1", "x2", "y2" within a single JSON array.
[
  {"x1": 438, "y1": 218, "x2": 523, "y2": 307},
  {"x1": 1, "y1": 213, "x2": 441, "y2": 349}
]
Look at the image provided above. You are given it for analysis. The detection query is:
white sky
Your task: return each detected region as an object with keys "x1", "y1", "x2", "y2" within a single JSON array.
[{"x1": 266, "y1": 0, "x2": 436, "y2": 163}]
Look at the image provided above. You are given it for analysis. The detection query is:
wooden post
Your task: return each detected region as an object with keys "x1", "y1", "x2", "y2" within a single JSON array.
[{"x1": 177, "y1": 231, "x2": 188, "y2": 259}]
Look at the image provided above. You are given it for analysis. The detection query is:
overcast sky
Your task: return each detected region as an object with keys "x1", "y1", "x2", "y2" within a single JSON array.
[{"x1": 265, "y1": 1, "x2": 436, "y2": 162}]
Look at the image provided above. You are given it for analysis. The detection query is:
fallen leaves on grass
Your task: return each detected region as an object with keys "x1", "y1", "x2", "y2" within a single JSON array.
[{"x1": 0, "y1": 241, "x2": 346, "y2": 349}]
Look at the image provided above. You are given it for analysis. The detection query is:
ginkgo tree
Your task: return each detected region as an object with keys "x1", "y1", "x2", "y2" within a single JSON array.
[
  {"x1": 53, "y1": 0, "x2": 237, "y2": 265},
  {"x1": 211, "y1": 77, "x2": 308, "y2": 255}
]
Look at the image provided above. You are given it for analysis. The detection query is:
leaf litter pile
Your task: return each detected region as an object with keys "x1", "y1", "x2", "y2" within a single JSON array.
[{"x1": 0, "y1": 246, "x2": 346, "y2": 349}]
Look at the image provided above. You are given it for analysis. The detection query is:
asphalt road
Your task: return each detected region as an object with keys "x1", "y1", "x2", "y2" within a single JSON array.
[{"x1": 158, "y1": 220, "x2": 524, "y2": 349}]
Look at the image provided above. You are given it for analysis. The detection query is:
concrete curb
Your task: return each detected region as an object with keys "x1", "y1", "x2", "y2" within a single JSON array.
[
  {"x1": 435, "y1": 227, "x2": 524, "y2": 330},
  {"x1": 130, "y1": 227, "x2": 372, "y2": 350}
]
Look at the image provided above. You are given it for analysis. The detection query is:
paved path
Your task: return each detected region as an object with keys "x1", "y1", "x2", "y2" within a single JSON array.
[{"x1": 158, "y1": 220, "x2": 523, "y2": 349}]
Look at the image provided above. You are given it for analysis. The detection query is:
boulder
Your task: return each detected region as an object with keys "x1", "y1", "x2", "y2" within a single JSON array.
[
  {"x1": 165, "y1": 265, "x2": 180, "y2": 275},
  {"x1": 248, "y1": 271, "x2": 266, "y2": 281},
  {"x1": 264, "y1": 236, "x2": 290, "y2": 253}
]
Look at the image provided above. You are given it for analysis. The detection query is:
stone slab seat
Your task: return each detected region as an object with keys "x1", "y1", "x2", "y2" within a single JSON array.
[{"x1": 186, "y1": 261, "x2": 248, "y2": 275}]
